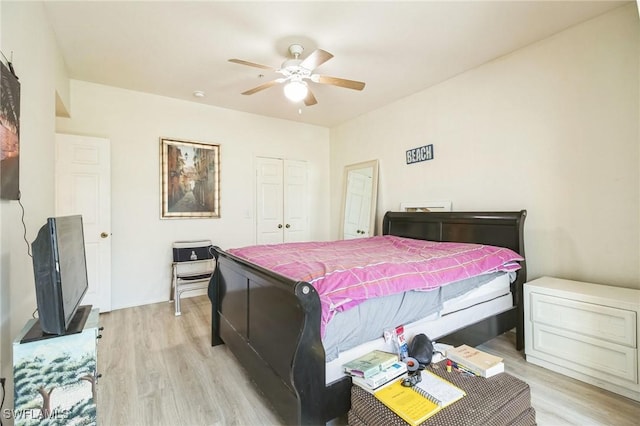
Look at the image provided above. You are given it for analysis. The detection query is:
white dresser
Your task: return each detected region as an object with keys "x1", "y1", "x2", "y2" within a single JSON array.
[{"x1": 524, "y1": 276, "x2": 639, "y2": 402}]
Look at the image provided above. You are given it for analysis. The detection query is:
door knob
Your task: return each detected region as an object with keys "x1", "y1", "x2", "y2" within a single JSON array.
[
  {"x1": 100, "y1": 232, "x2": 110, "y2": 238},
  {"x1": 285, "y1": 224, "x2": 291, "y2": 229},
  {"x1": 278, "y1": 224, "x2": 283, "y2": 229}
]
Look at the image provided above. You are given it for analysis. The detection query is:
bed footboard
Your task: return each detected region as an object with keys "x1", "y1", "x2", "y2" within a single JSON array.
[{"x1": 208, "y1": 249, "x2": 342, "y2": 425}]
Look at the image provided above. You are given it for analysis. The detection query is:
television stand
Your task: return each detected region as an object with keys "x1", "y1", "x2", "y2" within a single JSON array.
[
  {"x1": 20, "y1": 304, "x2": 92, "y2": 343},
  {"x1": 13, "y1": 306, "x2": 100, "y2": 425}
]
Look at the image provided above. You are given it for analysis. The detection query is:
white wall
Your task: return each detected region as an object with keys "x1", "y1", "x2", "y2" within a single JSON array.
[
  {"x1": 1, "y1": 0, "x2": 67, "y2": 389},
  {"x1": 330, "y1": 4, "x2": 639, "y2": 289},
  {"x1": 56, "y1": 80, "x2": 330, "y2": 310}
]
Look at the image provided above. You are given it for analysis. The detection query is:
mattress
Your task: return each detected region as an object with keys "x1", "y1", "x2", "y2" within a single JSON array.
[
  {"x1": 325, "y1": 273, "x2": 513, "y2": 384},
  {"x1": 228, "y1": 236, "x2": 523, "y2": 338},
  {"x1": 441, "y1": 272, "x2": 513, "y2": 315},
  {"x1": 322, "y1": 272, "x2": 513, "y2": 361}
]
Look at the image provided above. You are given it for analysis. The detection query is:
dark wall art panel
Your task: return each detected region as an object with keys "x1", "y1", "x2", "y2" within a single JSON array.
[{"x1": 1, "y1": 60, "x2": 20, "y2": 200}]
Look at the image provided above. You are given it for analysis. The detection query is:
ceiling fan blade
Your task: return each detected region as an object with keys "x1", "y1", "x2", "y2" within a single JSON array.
[
  {"x1": 241, "y1": 79, "x2": 283, "y2": 95},
  {"x1": 229, "y1": 59, "x2": 274, "y2": 70},
  {"x1": 300, "y1": 49, "x2": 334, "y2": 71},
  {"x1": 304, "y1": 89, "x2": 318, "y2": 106},
  {"x1": 316, "y1": 75, "x2": 366, "y2": 91}
]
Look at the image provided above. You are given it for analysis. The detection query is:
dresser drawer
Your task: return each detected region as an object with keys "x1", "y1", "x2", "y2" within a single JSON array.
[
  {"x1": 530, "y1": 292, "x2": 637, "y2": 347},
  {"x1": 531, "y1": 323, "x2": 638, "y2": 386}
]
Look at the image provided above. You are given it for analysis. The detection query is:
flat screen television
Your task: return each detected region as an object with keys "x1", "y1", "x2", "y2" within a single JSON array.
[{"x1": 31, "y1": 215, "x2": 89, "y2": 336}]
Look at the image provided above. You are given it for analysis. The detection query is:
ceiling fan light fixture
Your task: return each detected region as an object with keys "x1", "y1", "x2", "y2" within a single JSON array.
[
  {"x1": 231, "y1": 45, "x2": 365, "y2": 105},
  {"x1": 284, "y1": 80, "x2": 308, "y2": 102}
]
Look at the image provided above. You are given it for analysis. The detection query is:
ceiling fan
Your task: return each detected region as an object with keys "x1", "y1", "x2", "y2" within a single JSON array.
[{"x1": 229, "y1": 44, "x2": 365, "y2": 106}]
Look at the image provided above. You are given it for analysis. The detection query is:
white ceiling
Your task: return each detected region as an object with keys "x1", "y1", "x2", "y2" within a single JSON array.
[{"x1": 42, "y1": 1, "x2": 628, "y2": 128}]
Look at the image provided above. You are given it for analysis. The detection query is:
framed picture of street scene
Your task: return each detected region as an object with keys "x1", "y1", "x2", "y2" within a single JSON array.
[
  {"x1": 1, "y1": 59, "x2": 21, "y2": 200},
  {"x1": 160, "y1": 138, "x2": 220, "y2": 219}
]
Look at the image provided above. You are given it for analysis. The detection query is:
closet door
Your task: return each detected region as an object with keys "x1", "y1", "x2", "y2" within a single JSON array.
[
  {"x1": 256, "y1": 157, "x2": 308, "y2": 244},
  {"x1": 256, "y1": 157, "x2": 285, "y2": 244},
  {"x1": 283, "y1": 160, "x2": 308, "y2": 243}
]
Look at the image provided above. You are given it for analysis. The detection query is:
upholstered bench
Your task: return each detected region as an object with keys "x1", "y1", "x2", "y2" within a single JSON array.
[{"x1": 347, "y1": 360, "x2": 536, "y2": 425}]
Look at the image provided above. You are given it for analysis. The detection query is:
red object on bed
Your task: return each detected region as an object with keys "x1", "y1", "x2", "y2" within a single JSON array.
[{"x1": 228, "y1": 235, "x2": 523, "y2": 337}]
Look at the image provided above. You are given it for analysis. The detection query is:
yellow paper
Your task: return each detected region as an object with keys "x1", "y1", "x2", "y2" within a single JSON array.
[{"x1": 374, "y1": 379, "x2": 441, "y2": 425}]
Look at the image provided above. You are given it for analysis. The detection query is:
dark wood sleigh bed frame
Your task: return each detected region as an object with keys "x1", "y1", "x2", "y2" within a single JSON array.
[{"x1": 208, "y1": 210, "x2": 527, "y2": 425}]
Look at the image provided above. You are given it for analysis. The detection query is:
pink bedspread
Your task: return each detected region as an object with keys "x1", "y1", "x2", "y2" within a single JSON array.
[{"x1": 228, "y1": 236, "x2": 523, "y2": 338}]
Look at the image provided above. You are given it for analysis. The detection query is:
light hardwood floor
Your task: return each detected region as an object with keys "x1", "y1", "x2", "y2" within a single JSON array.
[{"x1": 97, "y1": 296, "x2": 640, "y2": 425}]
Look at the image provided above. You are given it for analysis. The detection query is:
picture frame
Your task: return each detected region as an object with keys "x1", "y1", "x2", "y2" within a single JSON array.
[
  {"x1": 1, "y1": 59, "x2": 21, "y2": 200},
  {"x1": 160, "y1": 138, "x2": 220, "y2": 219}
]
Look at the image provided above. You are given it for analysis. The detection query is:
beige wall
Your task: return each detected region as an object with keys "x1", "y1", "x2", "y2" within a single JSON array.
[
  {"x1": 330, "y1": 4, "x2": 640, "y2": 289},
  {"x1": 0, "y1": 0, "x2": 329, "y2": 382},
  {"x1": 0, "y1": 0, "x2": 65, "y2": 385},
  {"x1": 56, "y1": 80, "x2": 330, "y2": 309}
]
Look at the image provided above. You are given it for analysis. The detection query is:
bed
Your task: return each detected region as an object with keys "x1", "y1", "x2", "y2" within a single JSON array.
[{"x1": 208, "y1": 210, "x2": 527, "y2": 425}]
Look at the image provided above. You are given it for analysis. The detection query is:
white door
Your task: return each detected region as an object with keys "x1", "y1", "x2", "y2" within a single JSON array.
[
  {"x1": 55, "y1": 134, "x2": 111, "y2": 312},
  {"x1": 256, "y1": 157, "x2": 308, "y2": 244},
  {"x1": 283, "y1": 160, "x2": 308, "y2": 243},
  {"x1": 256, "y1": 157, "x2": 284, "y2": 244},
  {"x1": 343, "y1": 170, "x2": 372, "y2": 239}
]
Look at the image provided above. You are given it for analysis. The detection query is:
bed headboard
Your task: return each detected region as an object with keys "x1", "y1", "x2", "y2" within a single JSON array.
[{"x1": 383, "y1": 210, "x2": 526, "y2": 256}]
